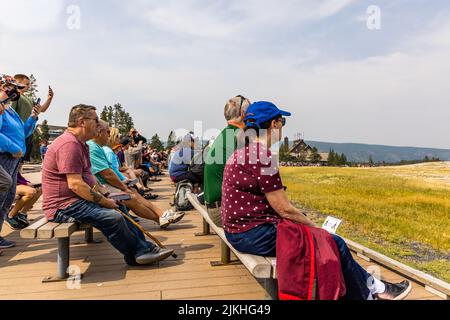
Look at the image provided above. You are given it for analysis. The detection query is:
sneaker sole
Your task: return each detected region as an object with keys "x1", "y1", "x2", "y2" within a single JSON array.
[
  {"x1": 159, "y1": 213, "x2": 185, "y2": 229},
  {"x1": 394, "y1": 281, "x2": 413, "y2": 300},
  {"x1": 135, "y1": 249, "x2": 174, "y2": 265},
  {"x1": 0, "y1": 243, "x2": 16, "y2": 249}
]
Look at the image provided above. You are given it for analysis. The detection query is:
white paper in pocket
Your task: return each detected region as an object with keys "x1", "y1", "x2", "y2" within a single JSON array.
[{"x1": 322, "y1": 216, "x2": 342, "y2": 234}]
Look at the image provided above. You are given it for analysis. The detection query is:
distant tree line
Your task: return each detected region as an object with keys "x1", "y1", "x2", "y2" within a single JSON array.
[{"x1": 328, "y1": 149, "x2": 347, "y2": 166}]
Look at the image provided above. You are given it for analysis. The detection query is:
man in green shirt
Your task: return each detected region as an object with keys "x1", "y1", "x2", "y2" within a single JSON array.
[
  {"x1": 12, "y1": 74, "x2": 54, "y2": 161},
  {"x1": 203, "y1": 95, "x2": 251, "y2": 227}
]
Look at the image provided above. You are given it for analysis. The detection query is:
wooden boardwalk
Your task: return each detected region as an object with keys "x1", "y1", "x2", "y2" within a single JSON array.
[{"x1": 0, "y1": 173, "x2": 443, "y2": 300}]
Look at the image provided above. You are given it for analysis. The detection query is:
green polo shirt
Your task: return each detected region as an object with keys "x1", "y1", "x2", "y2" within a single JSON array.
[
  {"x1": 11, "y1": 95, "x2": 34, "y2": 123},
  {"x1": 203, "y1": 125, "x2": 239, "y2": 204}
]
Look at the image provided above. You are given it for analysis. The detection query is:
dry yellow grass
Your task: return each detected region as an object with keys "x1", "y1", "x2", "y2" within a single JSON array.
[{"x1": 280, "y1": 162, "x2": 450, "y2": 282}]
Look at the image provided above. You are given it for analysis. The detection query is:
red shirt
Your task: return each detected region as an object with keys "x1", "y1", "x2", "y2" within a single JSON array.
[
  {"x1": 42, "y1": 131, "x2": 96, "y2": 220},
  {"x1": 221, "y1": 142, "x2": 283, "y2": 234}
]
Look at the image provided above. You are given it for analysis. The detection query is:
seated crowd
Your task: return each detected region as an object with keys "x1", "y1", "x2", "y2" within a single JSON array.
[{"x1": 2, "y1": 71, "x2": 412, "y2": 299}]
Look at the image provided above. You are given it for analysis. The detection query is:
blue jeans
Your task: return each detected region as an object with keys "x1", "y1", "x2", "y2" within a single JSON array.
[
  {"x1": 52, "y1": 200, "x2": 156, "y2": 265},
  {"x1": 0, "y1": 153, "x2": 21, "y2": 234},
  {"x1": 226, "y1": 223, "x2": 277, "y2": 257},
  {"x1": 226, "y1": 223, "x2": 371, "y2": 300}
]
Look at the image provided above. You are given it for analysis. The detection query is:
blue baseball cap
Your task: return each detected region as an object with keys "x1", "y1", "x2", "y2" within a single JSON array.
[{"x1": 244, "y1": 101, "x2": 291, "y2": 128}]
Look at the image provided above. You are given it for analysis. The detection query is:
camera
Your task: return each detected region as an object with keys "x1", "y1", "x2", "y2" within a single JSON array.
[{"x1": 1, "y1": 86, "x2": 20, "y2": 104}]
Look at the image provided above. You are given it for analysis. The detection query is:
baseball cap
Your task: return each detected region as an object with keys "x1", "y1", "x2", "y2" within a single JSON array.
[
  {"x1": 120, "y1": 137, "x2": 131, "y2": 146},
  {"x1": 244, "y1": 101, "x2": 291, "y2": 128}
]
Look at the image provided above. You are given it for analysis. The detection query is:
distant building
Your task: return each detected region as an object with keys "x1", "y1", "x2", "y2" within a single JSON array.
[
  {"x1": 286, "y1": 138, "x2": 328, "y2": 165},
  {"x1": 36, "y1": 124, "x2": 66, "y2": 143}
]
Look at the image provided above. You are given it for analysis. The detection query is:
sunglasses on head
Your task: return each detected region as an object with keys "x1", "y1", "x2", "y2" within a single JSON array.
[{"x1": 235, "y1": 95, "x2": 247, "y2": 116}]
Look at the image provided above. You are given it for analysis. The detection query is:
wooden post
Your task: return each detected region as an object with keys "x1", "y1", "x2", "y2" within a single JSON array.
[{"x1": 84, "y1": 227, "x2": 94, "y2": 243}]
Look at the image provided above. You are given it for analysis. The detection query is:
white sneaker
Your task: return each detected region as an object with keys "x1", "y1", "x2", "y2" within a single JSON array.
[{"x1": 159, "y1": 210, "x2": 185, "y2": 229}]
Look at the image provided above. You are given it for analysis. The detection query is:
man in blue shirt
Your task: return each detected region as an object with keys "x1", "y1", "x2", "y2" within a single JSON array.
[{"x1": 0, "y1": 74, "x2": 40, "y2": 249}]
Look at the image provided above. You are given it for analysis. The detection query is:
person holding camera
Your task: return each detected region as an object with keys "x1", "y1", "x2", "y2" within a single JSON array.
[
  {"x1": 12, "y1": 74, "x2": 54, "y2": 162},
  {"x1": 0, "y1": 73, "x2": 40, "y2": 249}
]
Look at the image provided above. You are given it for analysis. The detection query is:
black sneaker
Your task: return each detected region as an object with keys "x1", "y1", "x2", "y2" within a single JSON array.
[
  {"x1": 144, "y1": 193, "x2": 159, "y2": 200},
  {"x1": 17, "y1": 213, "x2": 30, "y2": 226},
  {"x1": 375, "y1": 280, "x2": 412, "y2": 300},
  {"x1": 5, "y1": 216, "x2": 27, "y2": 230},
  {"x1": 0, "y1": 237, "x2": 16, "y2": 249}
]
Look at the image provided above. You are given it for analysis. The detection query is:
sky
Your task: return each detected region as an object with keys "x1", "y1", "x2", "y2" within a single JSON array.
[{"x1": 1, "y1": 0, "x2": 449, "y2": 149}]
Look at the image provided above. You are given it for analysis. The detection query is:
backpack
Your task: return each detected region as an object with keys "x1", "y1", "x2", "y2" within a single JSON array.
[{"x1": 174, "y1": 180, "x2": 194, "y2": 211}]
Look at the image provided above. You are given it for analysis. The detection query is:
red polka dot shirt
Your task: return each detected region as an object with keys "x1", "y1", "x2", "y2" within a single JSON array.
[{"x1": 221, "y1": 142, "x2": 283, "y2": 234}]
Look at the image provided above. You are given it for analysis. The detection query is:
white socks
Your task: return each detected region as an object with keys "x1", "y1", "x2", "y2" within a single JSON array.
[{"x1": 367, "y1": 276, "x2": 386, "y2": 295}]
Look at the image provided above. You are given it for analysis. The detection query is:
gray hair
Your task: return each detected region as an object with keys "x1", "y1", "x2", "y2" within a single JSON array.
[
  {"x1": 224, "y1": 95, "x2": 251, "y2": 121},
  {"x1": 98, "y1": 119, "x2": 109, "y2": 130}
]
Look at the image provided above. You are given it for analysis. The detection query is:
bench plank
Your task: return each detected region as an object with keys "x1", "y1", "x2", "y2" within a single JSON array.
[
  {"x1": 187, "y1": 192, "x2": 273, "y2": 279},
  {"x1": 20, "y1": 218, "x2": 48, "y2": 239},
  {"x1": 37, "y1": 222, "x2": 61, "y2": 239},
  {"x1": 54, "y1": 223, "x2": 78, "y2": 238}
]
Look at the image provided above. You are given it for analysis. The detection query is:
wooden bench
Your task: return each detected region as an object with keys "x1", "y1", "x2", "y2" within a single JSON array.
[
  {"x1": 20, "y1": 217, "x2": 99, "y2": 283},
  {"x1": 186, "y1": 192, "x2": 278, "y2": 299}
]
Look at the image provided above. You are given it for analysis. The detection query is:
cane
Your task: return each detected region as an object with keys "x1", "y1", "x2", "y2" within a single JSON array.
[{"x1": 115, "y1": 208, "x2": 178, "y2": 259}]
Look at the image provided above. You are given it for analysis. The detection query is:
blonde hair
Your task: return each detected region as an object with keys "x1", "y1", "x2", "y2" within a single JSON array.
[{"x1": 108, "y1": 127, "x2": 120, "y2": 148}]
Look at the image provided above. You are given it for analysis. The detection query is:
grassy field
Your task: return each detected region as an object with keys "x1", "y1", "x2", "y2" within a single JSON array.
[{"x1": 280, "y1": 162, "x2": 450, "y2": 283}]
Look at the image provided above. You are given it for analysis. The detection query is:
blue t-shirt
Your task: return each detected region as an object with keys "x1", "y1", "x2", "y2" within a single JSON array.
[
  {"x1": 103, "y1": 146, "x2": 126, "y2": 181},
  {"x1": 87, "y1": 140, "x2": 119, "y2": 185}
]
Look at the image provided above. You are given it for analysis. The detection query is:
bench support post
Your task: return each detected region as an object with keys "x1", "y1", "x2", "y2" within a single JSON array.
[
  {"x1": 43, "y1": 237, "x2": 71, "y2": 283},
  {"x1": 261, "y1": 278, "x2": 278, "y2": 300},
  {"x1": 210, "y1": 240, "x2": 240, "y2": 267},
  {"x1": 195, "y1": 218, "x2": 216, "y2": 236}
]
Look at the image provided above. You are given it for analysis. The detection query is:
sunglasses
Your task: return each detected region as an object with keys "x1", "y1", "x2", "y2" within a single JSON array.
[
  {"x1": 236, "y1": 95, "x2": 247, "y2": 116},
  {"x1": 278, "y1": 117, "x2": 286, "y2": 127}
]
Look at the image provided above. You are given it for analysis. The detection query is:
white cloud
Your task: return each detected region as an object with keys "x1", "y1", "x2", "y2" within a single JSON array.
[
  {"x1": 133, "y1": 0, "x2": 357, "y2": 39},
  {"x1": 0, "y1": 0, "x2": 64, "y2": 31}
]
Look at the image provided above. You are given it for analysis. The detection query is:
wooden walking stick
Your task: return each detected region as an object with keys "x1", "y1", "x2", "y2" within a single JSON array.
[{"x1": 115, "y1": 208, "x2": 178, "y2": 259}]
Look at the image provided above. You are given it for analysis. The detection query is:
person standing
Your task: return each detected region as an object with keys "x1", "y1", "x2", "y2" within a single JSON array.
[
  {"x1": 39, "y1": 141, "x2": 48, "y2": 160},
  {"x1": 12, "y1": 74, "x2": 54, "y2": 162},
  {"x1": 0, "y1": 74, "x2": 40, "y2": 249}
]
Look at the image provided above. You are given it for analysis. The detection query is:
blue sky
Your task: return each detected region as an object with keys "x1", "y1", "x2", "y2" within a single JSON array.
[{"x1": 1, "y1": 0, "x2": 449, "y2": 148}]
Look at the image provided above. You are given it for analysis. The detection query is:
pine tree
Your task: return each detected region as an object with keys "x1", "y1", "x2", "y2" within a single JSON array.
[
  {"x1": 368, "y1": 155, "x2": 374, "y2": 166},
  {"x1": 150, "y1": 134, "x2": 164, "y2": 151},
  {"x1": 102, "y1": 103, "x2": 135, "y2": 136},
  {"x1": 340, "y1": 153, "x2": 347, "y2": 165},
  {"x1": 25, "y1": 74, "x2": 39, "y2": 101},
  {"x1": 328, "y1": 149, "x2": 336, "y2": 166},
  {"x1": 309, "y1": 147, "x2": 321, "y2": 163},
  {"x1": 166, "y1": 131, "x2": 176, "y2": 150},
  {"x1": 40, "y1": 120, "x2": 50, "y2": 142}
]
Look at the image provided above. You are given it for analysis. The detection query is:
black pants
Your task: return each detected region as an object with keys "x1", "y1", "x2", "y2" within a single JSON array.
[
  {"x1": 174, "y1": 171, "x2": 201, "y2": 184},
  {"x1": 23, "y1": 135, "x2": 33, "y2": 162}
]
